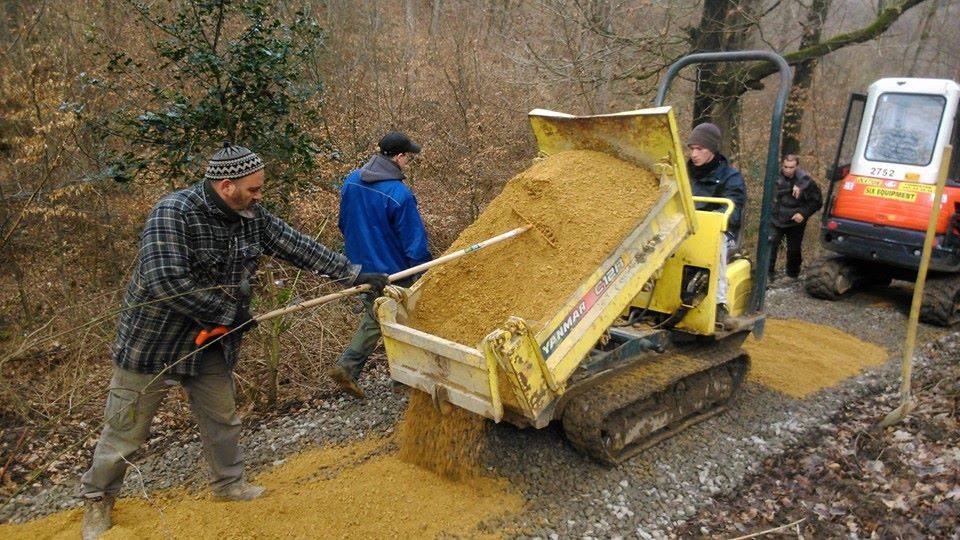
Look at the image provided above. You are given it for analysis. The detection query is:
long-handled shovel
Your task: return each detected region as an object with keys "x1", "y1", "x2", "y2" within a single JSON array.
[
  {"x1": 195, "y1": 222, "x2": 548, "y2": 344},
  {"x1": 879, "y1": 145, "x2": 953, "y2": 428}
]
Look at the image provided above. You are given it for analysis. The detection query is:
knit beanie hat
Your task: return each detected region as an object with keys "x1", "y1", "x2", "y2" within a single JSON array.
[
  {"x1": 205, "y1": 142, "x2": 265, "y2": 180},
  {"x1": 687, "y1": 123, "x2": 722, "y2": 154}
]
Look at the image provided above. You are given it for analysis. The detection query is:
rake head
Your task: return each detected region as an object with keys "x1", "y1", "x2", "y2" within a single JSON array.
[{"x1": 511, "y1": 206, "x2": 558, "y2": 248}]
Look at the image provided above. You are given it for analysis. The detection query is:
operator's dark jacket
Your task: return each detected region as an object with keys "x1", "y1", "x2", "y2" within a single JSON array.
[
  {"x1": 687, "y1": 154, "x2": 747, "y2": 240},
  {"x1": 771, "y1": 168, "x2": 822, "y2": 228}
]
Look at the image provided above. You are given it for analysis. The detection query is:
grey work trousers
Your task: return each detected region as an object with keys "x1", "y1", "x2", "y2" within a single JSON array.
[{"x1": 80, "y1": 346, "x2": 242, "y2": 498}]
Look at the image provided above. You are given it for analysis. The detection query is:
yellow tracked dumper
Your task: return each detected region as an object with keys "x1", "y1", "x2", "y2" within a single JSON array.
[{"x1": 377, "y1": 52, "x2": 793, "y2": 463}]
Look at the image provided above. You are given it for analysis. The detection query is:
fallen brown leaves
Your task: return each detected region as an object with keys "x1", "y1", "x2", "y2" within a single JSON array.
[{"x1": 678, "y1": 335, "x2": 960, "y2": 538}]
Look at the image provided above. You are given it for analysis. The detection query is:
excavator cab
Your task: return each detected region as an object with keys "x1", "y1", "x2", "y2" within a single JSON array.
[{"x1": 806, "y1": 78, "x2": 960, "y2": 325}]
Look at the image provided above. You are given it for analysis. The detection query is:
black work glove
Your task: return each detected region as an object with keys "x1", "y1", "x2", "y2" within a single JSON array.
[
  {"x1": 352, "y1": 272, "x2": 390, "y2": 296},
  {"x1": 232, "y1": 305, "x2": 258, "y2": 335}
]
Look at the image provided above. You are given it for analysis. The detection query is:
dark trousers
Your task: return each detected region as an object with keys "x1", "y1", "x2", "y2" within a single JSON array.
[
  {"x1": 335, "y1": 276, "x2": 416, "y2": 380},
  {"x1": 335, "y1": 293, "x2": 381, "y2": 380},
  {"x1": 769, "y1": 224, "x2": 806, "y2": 278}
]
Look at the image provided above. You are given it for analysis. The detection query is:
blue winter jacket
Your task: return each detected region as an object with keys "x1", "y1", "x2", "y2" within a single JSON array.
[
  {"x1": 338, "y1": 155, "x2": 432, "y2": 275},
  {"x1": 687, "y1": 154, "x2": 747, "y2": 241}
]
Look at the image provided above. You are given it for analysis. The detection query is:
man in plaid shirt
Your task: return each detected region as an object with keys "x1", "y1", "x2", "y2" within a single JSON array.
[{"x1": 80, "y1": 143, "x2": 388, "y2": 539}]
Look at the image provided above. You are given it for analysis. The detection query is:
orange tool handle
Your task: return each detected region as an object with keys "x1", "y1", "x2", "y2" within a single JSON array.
[{"x1": 194, "y1": 325, "x2": 229, "y2": 346}]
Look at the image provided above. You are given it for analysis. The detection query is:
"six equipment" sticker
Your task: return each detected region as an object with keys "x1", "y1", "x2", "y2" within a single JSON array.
[{"x1": 864, "y1": 186, "x2": 917, "y2": 202}]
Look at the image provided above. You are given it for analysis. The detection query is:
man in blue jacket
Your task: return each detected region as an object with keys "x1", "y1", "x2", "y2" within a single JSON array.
[
  {"x1": 328, "y1": 132, "x2": 432, "y2": 398},
  {"x1": 685, "y1": 123, "x2": 747, "y2": 329}
]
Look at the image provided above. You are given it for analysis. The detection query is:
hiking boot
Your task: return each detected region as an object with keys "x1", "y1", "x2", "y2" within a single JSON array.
[
  {"x1": 327, "y1": 365, "x2": 366, "y2": 399},
  {"x1": 781, "y1": 274, "x2": 799, "y2": 286},
  {"x1": 716, "y1": 303, "x2": 731, "y2": 325},
  {"x1": 769, "y1": 274, "x2": 798, "y2": 288},
  {"x1": 212, "y1": 480, "x2": 266, "y2": 502},
  {"x1": 715, "y1": 303, "x2": 748, "y2": 332},
  {"x1": 81, "y1": 495, "x2": 115, "y2": 540}
]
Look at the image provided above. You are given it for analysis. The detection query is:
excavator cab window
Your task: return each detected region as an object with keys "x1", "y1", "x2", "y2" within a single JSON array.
[
  {"x1": 864, "y1": 93, "x2": 946, "y2": 166},
  {"x1": 829, "y1": 93, "x2": 866, "y2": 181}
]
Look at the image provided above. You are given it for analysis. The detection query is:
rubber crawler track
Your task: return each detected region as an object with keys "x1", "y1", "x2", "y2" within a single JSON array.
[
  {"x1": 920, "y1": 273, "x2": 960, "y2": 326},
  {"x1": 560, "y1": 337, "x2": 750, "y2": 464}
]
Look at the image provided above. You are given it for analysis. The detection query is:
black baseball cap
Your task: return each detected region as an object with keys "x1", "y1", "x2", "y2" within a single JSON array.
[{"x1": 378, "y1": 131, "x2": 421, "y2": 156}]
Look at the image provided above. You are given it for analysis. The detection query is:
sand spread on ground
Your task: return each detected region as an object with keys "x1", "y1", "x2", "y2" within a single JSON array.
[
  {"x1": 408, "y1": 149, "x2": 661, "y2": 345},
  {"x1": 743, "y1": 318, "x2": 888, "y2": 398},
  {"x1": 0, "y1": 438, "x2": 521, "y2": 539},
  {"x1": 397, "y1": 150, "x2": 660, "y2": 477}
]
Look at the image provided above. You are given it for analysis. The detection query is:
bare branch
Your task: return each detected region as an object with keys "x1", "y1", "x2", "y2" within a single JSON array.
[{"x1": 733, "y1": 0, "x2": 930, "y2": 93}]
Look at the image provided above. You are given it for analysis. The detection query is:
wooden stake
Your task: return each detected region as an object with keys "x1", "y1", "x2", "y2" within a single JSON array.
[{"x1": 880, "y1": 145, "x2": 952, "y2": 429}]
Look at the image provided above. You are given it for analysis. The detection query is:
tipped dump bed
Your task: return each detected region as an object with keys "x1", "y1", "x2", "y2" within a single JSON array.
[
  {"x1": 377, "y1": 107, "x2": 697, "y2": 428},
  {"x1": 407, "y1": 149, "x2": 662, "y2": 346}
]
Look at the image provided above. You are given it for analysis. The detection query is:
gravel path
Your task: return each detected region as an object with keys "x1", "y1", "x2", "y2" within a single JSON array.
[
  {"x1": 1, "y1": 281, "x2": 944, "y2": 537},
  {"x1": 481, "y1": 282, "x2": 943, "y2": 538}
]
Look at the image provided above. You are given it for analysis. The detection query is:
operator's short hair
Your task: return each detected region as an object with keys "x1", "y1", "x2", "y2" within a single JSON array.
[{"x1": 782, "y1": 154, "x2": 800, "y2": 165}]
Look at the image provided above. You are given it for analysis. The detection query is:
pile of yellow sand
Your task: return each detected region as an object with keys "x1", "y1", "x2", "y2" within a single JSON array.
[
  {"x1": 744, "y1": 318, "x2": 888, "y2": 398},
  {"x1": 0, "y1": 438, "x2": 520, "y2": 539},
  {"x1": 408, "y1": 149, "x2": 660, "y2": 345}
]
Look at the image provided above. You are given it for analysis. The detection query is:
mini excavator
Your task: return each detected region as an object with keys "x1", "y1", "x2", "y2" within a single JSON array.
[{"x1": 804, "y1": 77, "x2": 960, "y2": 325}]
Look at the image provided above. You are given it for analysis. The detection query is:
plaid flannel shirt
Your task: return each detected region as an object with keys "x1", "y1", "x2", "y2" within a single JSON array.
[{"x1": 113, "y1": 181, "x2": 360, "y2": 375}]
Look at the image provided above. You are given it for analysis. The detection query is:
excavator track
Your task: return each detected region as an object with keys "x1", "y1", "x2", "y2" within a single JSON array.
[
  {"x1": 559, "y1": 337, "x2": 750, "y2": 464},
  {"x1": 920, "y1": 273, "x2": 960, "y2": 326},
  {"x1": 803, "y1": 256, "x2": 891, "y2": 300}
]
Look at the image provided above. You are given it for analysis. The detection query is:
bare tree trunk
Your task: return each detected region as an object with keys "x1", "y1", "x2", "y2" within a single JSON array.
[
  {"x1": 430, "y1": 0, "x2": 443, "y2": 38},
  {"x1": 691, "y1": 0, "x2": 759, "y2": 160},
  {"x1": 782, "y1": 0, "x2": 833, "y2": 156},
  {"x1": 404, "y1": 0, "x2": 415, "y2": 33},
  {"x1": 691, "y1": 0, "x2": 729, "y2": 125},
  {"x1": 905, "y1": 0, "x2": 942, "y2": 76},
  {"x1": 11, "y1": 260, "x2": 33, "y2": 322}
]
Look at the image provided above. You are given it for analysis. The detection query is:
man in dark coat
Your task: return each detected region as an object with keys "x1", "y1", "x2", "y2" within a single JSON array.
[
  {"x1": 769, "y1": 154, "x2": 822, "y2": 281},
  {"x1": 686, "y1": 122, "x2": 747, "y2": 328}
]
